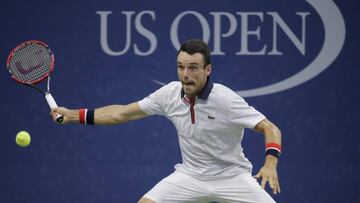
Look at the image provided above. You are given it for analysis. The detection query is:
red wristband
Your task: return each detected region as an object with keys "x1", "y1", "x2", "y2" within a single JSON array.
[
  {"x1": 79, "y1": 109, "x2": 86, "y2": 124},
  {"x1": 265, "y1": 143, "x2": 281, "y2": 159},
  {"x1": 265, "y1": 143, "x2": 282, "y2": 152}
]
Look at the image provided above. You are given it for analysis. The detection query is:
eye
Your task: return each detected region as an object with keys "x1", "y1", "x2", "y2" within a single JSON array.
[
  {"x1": 189, "y1": 65, "x2": 198, "y2": 70},
  {"x1": 177, "y1": 65, "x2": 184, "y2": 70}
]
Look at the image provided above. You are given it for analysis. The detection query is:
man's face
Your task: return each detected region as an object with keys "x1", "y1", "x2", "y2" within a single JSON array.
[{"x1": 177, "y1": 51, "x2": 211, "y2": 99}]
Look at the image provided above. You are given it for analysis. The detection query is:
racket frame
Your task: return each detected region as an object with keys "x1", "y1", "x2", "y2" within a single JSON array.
[
  {"x1": 6, "y1": 40, "x2": 55, "y2": 85},
  {"x1": 6, "y1": 40, "x2": 63, "y2": 123}
]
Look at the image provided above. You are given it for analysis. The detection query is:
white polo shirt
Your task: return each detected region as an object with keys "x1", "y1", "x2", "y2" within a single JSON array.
[{"x1": 138, "y1": 80, "x2": 265, "y2": 180}]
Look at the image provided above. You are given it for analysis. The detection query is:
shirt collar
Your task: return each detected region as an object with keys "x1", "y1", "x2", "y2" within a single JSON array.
[{"x1": 181, "y1": 77, "x2": 213, "y2": 100}]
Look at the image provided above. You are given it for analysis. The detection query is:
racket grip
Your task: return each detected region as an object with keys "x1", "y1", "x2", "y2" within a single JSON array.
[{"x1": 45, "y1": 93, "x2": 64, "y2": 123}]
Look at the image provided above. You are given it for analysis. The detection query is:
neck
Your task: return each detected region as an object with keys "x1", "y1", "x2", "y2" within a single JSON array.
[
  {"x1": 186, "y1": 81, "x2": 207, "y2": 102},
  {"x1": 186, "y1": 94, "x2": 196, "y2": 103},
  {"x1": 181, "y1": 77, "x2": 210, "y2": 101}
]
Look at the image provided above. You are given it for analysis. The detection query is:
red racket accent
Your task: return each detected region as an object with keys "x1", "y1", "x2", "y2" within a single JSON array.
[{"x1": 6, "y1": 40, "x2": 55, "y2": 85}]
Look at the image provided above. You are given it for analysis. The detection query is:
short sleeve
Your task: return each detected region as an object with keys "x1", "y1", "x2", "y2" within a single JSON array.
[
  {"x1": 228, "y1": 95, "x2": 266, "y2": 129},
  {"x1": 138, "y1": 85, "x2": 169, "y2": 116}
]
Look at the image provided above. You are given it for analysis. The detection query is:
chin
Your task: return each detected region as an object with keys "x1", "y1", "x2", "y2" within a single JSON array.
[
  {"x1": 185, "y1": 91, "x2": 198, "y2": 98},
  {"x1": 183, "y1": 88, "x2": 194, "y2": 95}
]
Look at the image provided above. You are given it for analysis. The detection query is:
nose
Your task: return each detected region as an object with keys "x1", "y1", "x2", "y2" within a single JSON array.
[{"x1": 183, "y1": 67, "x2": 190, "y2": 79}]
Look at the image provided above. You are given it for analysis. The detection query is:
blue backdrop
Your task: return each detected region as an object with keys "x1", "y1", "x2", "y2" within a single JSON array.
[{"x1": 0, "y1": 0, "x2": 359, "y2": 202}]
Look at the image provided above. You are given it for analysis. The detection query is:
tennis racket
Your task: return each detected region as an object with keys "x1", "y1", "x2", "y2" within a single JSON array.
[{"x1": 6, "y1": 40, "x2": 63, "y2": 123}]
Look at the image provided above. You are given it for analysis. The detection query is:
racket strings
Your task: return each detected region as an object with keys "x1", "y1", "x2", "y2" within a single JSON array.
[{"x1": 8, "y1": 43, "x2": 52, "y2": 84}]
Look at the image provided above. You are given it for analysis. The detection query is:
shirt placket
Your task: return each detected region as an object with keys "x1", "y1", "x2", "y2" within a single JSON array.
[{"x1": 183, "y1": 96, "x2": 197, "y2": 125}]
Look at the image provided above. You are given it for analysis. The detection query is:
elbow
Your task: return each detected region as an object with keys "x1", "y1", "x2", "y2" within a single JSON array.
[
  {"x1": 263, "y1": 121, "x2": 281, "y2": 139},
  {"x1": 112, "y1": 107, "x2": 130, "y2": 124},
  {"x1": 274, "y1": 125, "x2": 281, "y2": 137},
  {"x1": 104, "y1": 106, "x2": 127, "y2": 125},
  {"x1": 269, "y1": 123, "x2": 281, "y2": 140},
  {"x1": 112, "y1": 113, "x2": 127, "y2": 124}
]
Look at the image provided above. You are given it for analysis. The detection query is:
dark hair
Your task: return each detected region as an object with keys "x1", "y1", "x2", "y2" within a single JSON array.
[{"x1": 178, "y1": 39, "x2": 211, "y2": 67}]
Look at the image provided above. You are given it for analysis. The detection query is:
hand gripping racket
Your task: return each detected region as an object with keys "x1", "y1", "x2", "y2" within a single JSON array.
[{"x1": 6, "y1": 40, "x2": 64, "y2": 123}]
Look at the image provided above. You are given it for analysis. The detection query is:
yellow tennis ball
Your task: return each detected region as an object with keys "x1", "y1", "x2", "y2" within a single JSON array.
[{"x1": 16, "y1": 131, "x2": 31, "y2": 147}]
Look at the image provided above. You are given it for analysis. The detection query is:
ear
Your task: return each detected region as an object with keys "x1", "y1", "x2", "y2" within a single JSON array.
[{"x1": 205, "y1": 64, "x2": 212, "y2": 76}]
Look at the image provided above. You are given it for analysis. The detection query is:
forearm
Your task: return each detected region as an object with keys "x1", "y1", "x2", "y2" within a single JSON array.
[
  {"x1": 254, "y1": 119, "x2": 282, "y2": 166},
  {"x1": 263, "y1": 121, "x2": 281, "y2": 166},
  {"x1": 52, "y1": 102, "x2": 148, "y2": 125},
  {"x1": 263, "y1": 122, "x2": 281, "y2": 148},
  {"x1": 57, "y1": 105, "x2": 126, "y2": 125},
  {"x1": 253, "y1": 119, "x2": 282, "y2": 194},
  {"x1": 94, "y1": 105, "x2": 128, "y2": 125},
  {"x1": 94, "y1": 104, "x2": 149, "y2": 125}
]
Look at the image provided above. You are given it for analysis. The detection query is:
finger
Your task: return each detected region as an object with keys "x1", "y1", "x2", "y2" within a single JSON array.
[
  {"x1": 50, "y1": 111, "x2": 62, "y2": 121},
  {"x1": 269, "y1": 177, "x2": 275, "y2": 190},
  {"x1": 277, "y1": 180, "x2": 281, "y2": 194},
  {"x1": 50, "y1": 111, "x2": 56, "y2": 118},
  {"x1": 272, "y1": 182, "x2": 277, "y2": 195},
  {"x1": 261, "y1": 177, "x2": 267, "y2": 189},
  {"x1": 272, "y1": 178, "x2": 280, "y2": 195},
  {"x1": 52, "y1": 108, "x2": 66, "y2": 116},
  {"x1": 50, "y1": 108, "x2": 57, "y2": 115},
  {"x1": 50, "y1": 108, "x2": 59, "y2": 116},
  {"x1": 52, "y1": 113, "x2": 60, "y2": 121}
]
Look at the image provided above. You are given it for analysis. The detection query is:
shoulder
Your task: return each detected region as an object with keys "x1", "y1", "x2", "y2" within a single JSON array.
[
  {"x1": 210, "y1": 83, "x2": 251, "y2": 112},
  {"x1": 151, "y1": 81, "x2": 182, "y2": 100},
  {"x1": 211, "y1": 83, "x2": 244, "y2": 101},
  {"x1": 166, "y1": 81, "x2": 182, "y2": 89},
  {"x1": 158, "y1": 81, "x2": 181, "y2": 94}
]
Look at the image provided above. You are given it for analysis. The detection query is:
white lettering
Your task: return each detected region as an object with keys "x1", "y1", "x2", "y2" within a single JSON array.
[
  {"x1": 268, "y1": 12, "x2": 310, "y2": 55},
  {"x1": 97, "y1": 11, "x2": 310, "y2": 56},
  {"x1": 134, "y1": 11, "x2": 158, "y2": 56},
  {"x1": 170, "y1": 11, "x2": 210, "y2": 50},
  {"x1": 96, "y1": 11, "x2": 134, "y2": 56},
  {"x1": 210, "y1": 12, "x2": 237, "y2": 55},
  {"x1": 236, "y1": 12, "x2": 266, "y2": 55}
]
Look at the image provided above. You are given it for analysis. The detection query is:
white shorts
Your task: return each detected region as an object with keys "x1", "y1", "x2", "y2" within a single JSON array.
[{"x1": 142, "y1": 170, "x2": 276, "y2": 203}]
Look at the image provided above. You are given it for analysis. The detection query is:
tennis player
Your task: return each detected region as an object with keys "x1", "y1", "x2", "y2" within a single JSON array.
[{"x1": 52, "y1": 39, "x2": 282, "y2": 203}]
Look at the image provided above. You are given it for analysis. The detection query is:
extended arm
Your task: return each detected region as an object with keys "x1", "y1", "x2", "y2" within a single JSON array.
[
  {"x1": 51, "y1": 102, "x2": 149, "y2": 125},
  {"x1": 252, "y1": 118, "x2": 282, "y2": 194}
]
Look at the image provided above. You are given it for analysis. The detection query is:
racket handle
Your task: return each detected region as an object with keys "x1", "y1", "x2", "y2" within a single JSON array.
[{"x1": 45, "y1": 93, "x2": 64, "y2": 123}]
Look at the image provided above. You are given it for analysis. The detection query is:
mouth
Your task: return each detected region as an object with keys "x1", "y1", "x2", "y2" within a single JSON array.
[{"x1": 182, "y1": 81, "x2": 195, "y2": 87}]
